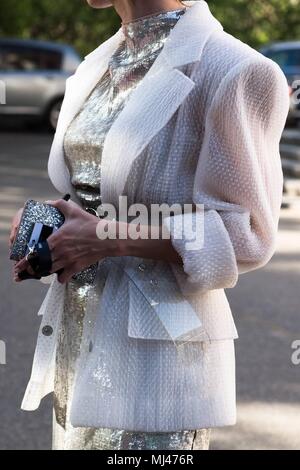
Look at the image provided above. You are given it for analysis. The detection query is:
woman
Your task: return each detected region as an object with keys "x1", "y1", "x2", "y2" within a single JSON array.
[{"x1": 10, "y1": 0, "x2": 289, "y2": 450}]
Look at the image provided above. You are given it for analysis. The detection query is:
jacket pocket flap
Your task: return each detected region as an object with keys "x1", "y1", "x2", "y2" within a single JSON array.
[
  {"x1": 118, "y1": 257, "x2": 238, "y2": 343},
  {"x1": 128, "y1": 279, "x2": 209, "y2": 342}
]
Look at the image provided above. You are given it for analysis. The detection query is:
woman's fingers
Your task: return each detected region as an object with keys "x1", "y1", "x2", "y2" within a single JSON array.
[
  {"x1": 15, "y1": 258, "x2": 28, "y2": 271},
  {"x1": 9, "y1": 227, "x2": 16, "y2": 248},
  {"x1": 51, "y1": 259, "x2": 66, "y2": 274},
  {"x1": 13, "y1": 263, "x2": 21, "y2": 282},
  {"x1": 57, "y1": 265, "x2": 77, "y2": 284},
  {"x1": 9, "y1": 208, "x2": 23, "y2": 248},
  {"x1": 15, "y1": 258, "x2": 36, "y2": 281},
  {"x1": 15, "y1": 249, "x2": 69, "y2": 280},
  {"x1": 45, "y1": 198, "x2": 78, "y2": 219}
]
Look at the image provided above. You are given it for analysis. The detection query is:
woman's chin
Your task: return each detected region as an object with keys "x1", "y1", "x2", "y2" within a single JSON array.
[{"x1": 87, "y1": 0, "x2": 113, "y2": 9}]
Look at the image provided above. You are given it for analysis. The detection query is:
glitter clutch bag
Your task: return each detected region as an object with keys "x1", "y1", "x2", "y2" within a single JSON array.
[
  {"x1": 10, "y1": 199, "x2": 98, "y2": 284},
  {"x1": 10, "y1": 199, "x2": 65, "y2": 262}
]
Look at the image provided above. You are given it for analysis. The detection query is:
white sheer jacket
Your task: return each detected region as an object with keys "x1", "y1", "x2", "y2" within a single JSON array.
[{"x1": 21, "y1": 1, "x2": 289, "y2": 431}]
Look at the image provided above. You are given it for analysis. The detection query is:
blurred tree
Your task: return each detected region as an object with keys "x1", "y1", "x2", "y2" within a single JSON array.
[
  {"x1": 0, "y1": 0, "x2": 120, "y2": 57},
  {"x1": 0, "y1": 0, "x2": 299, "y2": 56},
  {"x1": 211, "y1": 0, "x2": 300, "y2": 48}
]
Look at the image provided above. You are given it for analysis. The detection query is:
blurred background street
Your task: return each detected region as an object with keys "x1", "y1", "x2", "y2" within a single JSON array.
[{"x1": 0, "y1": 124, "x2": 299, "y2": 450}]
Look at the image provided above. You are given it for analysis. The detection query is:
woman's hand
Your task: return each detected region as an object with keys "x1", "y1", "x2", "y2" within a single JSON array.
[
  {"x1": 15, "y1": 199, "x2": 122, "y2": 284},
  {"x1": 9, "y1": 208, "x2": 23, "y2": 249},
  {"x1": 14, "y1": 198, "x2": 183, "y2": 284},
  {"x1": 10, "y1": 208, "x2": 26, "y2": 281}
]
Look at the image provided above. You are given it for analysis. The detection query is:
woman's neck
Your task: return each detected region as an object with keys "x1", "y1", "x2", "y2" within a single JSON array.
[{"x1": 111, "y1": 0, "x2": 186, "y2": 24}]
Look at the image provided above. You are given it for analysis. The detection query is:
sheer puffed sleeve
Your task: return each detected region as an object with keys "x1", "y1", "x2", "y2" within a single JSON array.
[{"x1": 163, "y1": 58, "x2": 290, "y2": 294}]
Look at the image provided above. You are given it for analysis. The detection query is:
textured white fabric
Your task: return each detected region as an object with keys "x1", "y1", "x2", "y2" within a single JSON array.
[
  {"x1": 22, "y1": 1, "x2": 289, "y2": 431},
  {"x1": 69, "y1": 260, "x2": 236, "y2": 431},
  {"x1": 163, "y1": 57, "x2": 289, "y2": 294}
]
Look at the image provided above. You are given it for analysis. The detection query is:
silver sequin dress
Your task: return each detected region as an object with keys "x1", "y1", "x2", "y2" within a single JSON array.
[{"x1": 52, "y1": 7, "x2": 211, "y2": 451}]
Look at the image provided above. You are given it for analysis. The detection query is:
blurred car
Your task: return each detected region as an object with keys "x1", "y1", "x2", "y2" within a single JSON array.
[
  {"x1": 0, "y1": 38, "x2": 81, "y2": 130},
  {"x1": 260, "y1": 41, "x2": 300, "y2": 126}
]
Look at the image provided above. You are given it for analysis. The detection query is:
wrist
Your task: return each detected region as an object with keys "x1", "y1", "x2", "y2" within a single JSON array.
[
  {"x1": 115, "y1": 221, "x2": 134, "y2": 257},
  {"x1": 95, "y1": 219, "x2": 130, "y2": 258}
]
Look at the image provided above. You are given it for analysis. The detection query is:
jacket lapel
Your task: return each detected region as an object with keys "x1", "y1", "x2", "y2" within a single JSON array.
[{"x1": 48, "y1": 1, "x2": 223, "y2": 202}]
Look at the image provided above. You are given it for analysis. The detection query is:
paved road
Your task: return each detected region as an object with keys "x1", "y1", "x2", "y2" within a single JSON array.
[{"x1": 0, "y1": 129, "x2": 299, "y2": 450}]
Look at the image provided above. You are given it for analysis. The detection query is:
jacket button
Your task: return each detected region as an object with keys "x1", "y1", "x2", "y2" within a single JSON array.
[
  {"x1": 42, "y1": 325, "x2": 53, "y2": 336},
  {"x1": 97, "y1": 205, "x2": 106, "y2": 218},
  {"x1": 138, "y1": 263, "x2": 147, "y2": 272}
]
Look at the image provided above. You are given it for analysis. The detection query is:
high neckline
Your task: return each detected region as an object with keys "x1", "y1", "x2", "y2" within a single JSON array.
[{"x1": 121, "y1": 7, "x2": 188, "y2": 53}]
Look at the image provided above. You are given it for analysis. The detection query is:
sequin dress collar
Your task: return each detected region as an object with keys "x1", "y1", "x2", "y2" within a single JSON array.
[{"x1": 119, "y1": 7, "x2": 188, "y2": 57}]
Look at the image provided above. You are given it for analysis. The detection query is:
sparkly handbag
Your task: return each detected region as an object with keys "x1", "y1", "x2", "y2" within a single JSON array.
[{"x1": 10, "y1": 198, "x2": 97, "y2": 283}]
